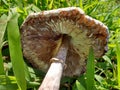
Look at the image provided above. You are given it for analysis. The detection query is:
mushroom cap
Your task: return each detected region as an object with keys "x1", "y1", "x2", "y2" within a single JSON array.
[{"x1": 20, "y1": 7, "x2": 109, "y2": 77}]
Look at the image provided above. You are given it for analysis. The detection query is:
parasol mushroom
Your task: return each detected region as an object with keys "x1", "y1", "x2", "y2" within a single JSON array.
[{"x1": 20, "y1": 7, "x2": 109, "y2": 90}]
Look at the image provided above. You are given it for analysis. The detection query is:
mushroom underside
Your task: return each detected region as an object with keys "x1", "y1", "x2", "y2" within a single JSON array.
[{"x1": 20, "y1": 7, "x2": 108, "y2": 77}]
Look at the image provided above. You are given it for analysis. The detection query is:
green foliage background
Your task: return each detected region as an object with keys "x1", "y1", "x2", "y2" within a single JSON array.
[{"x1": 0, "y1": 0, "x2": 120, "y2": 90}]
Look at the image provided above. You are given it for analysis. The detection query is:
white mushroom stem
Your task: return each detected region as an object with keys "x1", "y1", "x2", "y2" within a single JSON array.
[
  {"x1": 38, "y1": 62, "x2": 63, "y2": 90},
  {"x1": 39, "y1": 36, "x2": 69, "y2": 90}
]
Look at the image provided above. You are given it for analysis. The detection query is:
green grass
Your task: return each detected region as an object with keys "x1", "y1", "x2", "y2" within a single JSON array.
[
  {"x1": 116, "y1": 32, "x2": 120, "y2": 89},
  {"x1": 86, "y1": 47, "x2": 95, "y2": 90},
  {"x1": 0, "y1": 0, "x2": 120, "y2": 90},
  {"x1": 7, "y1": 8, "x2": 26, "y2": 90},
  {"x1": 0, "y1": 14, "x2": 7, "y2": 75}
]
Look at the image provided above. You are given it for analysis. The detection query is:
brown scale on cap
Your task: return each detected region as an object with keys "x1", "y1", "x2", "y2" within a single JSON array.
[{"x1": 20, "y1": 7, "x2": 108, "y2": 77}]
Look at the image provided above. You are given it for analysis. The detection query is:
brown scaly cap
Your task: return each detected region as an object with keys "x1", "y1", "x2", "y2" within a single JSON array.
[{"x1": 20, "y1": 7, "x2": 109, "y2": 76}]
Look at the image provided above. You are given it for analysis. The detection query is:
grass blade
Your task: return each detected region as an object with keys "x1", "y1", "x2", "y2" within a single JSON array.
[
  {"x1": 76, "y1": 80, "x2": 85, "y2": 90},
  {"x1": 0, "y1": 50, "x2": 5, "y2": 75},
  {"x1": 79, "y1": 0, "x2": 83, "y2": 9},
  {"x1": 7, "y1": 9, "x2": 26, "y2": 90},
  {"x1": 0, "y1": 52, "x2": 4, "y2": 75},
  {"x1": 0, "y1": 14, "x2": 8, "y2": 75},
  {"x1": 0, "y1": 75, "x2": 18, "y2": 90},
  {"x1": 48, "y1": 0, "x2": 53, "y2": 9},
  {"x1": 86, "y1": 47, "x2": 95, "y2": 90},
  {"x1": 116, "y1": 43, "x2": 120, "y2": 88}
]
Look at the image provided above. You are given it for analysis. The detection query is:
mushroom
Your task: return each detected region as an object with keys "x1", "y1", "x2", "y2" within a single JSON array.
[{"x1": 20, "y1": 7, "x2": 108, "y2": 90}]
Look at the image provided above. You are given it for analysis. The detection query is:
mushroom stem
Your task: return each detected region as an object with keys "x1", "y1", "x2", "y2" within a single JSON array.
[{"x1": 39, "y1": 36, "x2": 69, "y2": 90}]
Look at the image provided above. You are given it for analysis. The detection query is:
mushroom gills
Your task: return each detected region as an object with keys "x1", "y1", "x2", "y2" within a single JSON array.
[{"x1": 20, "y1": 7, "x2": 108, "y2": 77}]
